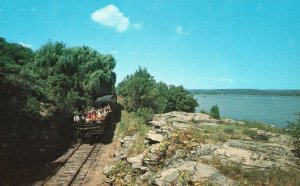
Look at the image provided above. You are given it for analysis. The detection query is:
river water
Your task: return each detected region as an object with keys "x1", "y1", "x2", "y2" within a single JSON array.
[{"x1": 194, "y1": 94, "x2": 300, "y2": 127}]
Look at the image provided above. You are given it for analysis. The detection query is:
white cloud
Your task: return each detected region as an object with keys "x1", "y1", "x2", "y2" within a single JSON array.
[
  {"x1": 91, "y1": 4, "x2": 129, "y2": 33},
  {"x1": 176, "y1": 25, "x2": 183, "y2": 35},
  {"x1": 133, "y1": 22, "x2": 143, "y2": 30},
  {"x1": 19, "y1": 42, "x2": 32, "y2": 48}
]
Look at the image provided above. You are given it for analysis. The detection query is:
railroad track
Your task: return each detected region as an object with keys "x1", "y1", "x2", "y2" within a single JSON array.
[{"x1": 42, "y1": 143, "x2": 102, "y2": 186}]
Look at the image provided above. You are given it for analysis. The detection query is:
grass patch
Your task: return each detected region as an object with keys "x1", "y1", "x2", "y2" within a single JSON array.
[
  {"x1": 223, "y1": 125, "x2": 236, "y2": 134},
  {"x1": 117, "y1": 111, "x2": 150, "y2": 138},
  {"x1": 199, "y1": 109, "x2": 209, "y2": 115},
  {"x1": 195, "y1": 121, "x2": 287, "y2": 142},
  {"x1": 117, "y1": 111, "x2": 151, "y2": 156},
  {"x1": 242, "y1": 129, "x2": 257, "y2": 139},
  {"x1": 203, "y1": 157, "x2": 300, "y2": 186},
  {"x1": 127, "y1": 134, "x2": 147, "y2": 156},
  {"x1": 196, "y1": 125, "x2": 243, "y2": 143},
  {"x1": 242, "y1": 121, "x2": 285, "y2": 134},
  {"x1": 219, "y1": 163, "x2": 300, "y2": 186}
]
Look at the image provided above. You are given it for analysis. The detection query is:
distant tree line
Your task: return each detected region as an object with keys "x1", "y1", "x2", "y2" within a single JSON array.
[{"x1": 117, "y1": 67, "x2": 198, "y2": 121}]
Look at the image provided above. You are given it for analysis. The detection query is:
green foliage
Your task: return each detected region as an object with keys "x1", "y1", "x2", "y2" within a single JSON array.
[
  {"x1": 287, "y1": 113, "x2": 300, "y2": 157},
  {"x1": 26, "y1": 41, "x2": 116, "y2": 113},
  {"x1": 242, "y1": 129, "x2": 257, "y2": 138},
  {"x1": 117, "y1": 67, "x2": 158, "y2": 112},
  {"x1": 117, "y1": 111, "x2": 151, "y2": 156},
  {"x1": 0, "y1": 38, "x2": 116, "y2": 120},
  {"x1": 287, "y1": 113, "x2": 300, "y2": 139},
  {"x1": 210, "y1": 104, "x2": 220, "y2": 119},
  {"x1": 0, "y1": 38, "x2": 42, "y2": 121},
  {"x1": 165, "y1": 85, "x2": 198, "y2": 112},
  {"x1": 117, "y1": 112, "x2": 150, "y2": 138},
  {"x1": 104, "y1": 160, "x2": 133, "y2": 184},
  {"x1": 136, "y1": 107, "x2": 154, "y2": 123},
  {"x1": 223, "y1": 125, "x2": 236, "y2": 135},
  {"x1": 22, "y1": 96, "x2": 40, "y2": 118},
  {"x1": 117, "y1": 67, "x2": 197, "y2": 114}
]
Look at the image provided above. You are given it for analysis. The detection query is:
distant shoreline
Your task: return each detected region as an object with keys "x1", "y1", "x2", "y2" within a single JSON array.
[{"x1": 189, "y1": 89, "x2": 300, "y2": 96}]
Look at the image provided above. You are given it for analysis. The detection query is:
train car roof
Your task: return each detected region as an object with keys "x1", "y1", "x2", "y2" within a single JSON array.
[{"x1": 95, "y1": 95, "x2": 116, "y2": 103}]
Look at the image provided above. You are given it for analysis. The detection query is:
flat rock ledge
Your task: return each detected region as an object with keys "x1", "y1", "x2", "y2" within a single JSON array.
[{"x1": 103, "y1": 111, "x2": 299, "y2": 185}]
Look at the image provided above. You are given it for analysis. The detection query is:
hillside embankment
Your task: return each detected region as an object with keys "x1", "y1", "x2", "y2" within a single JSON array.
[
  {"x1": 102, "y1": 111, "x2": 300, "y2": 185},
  {"x1": 0, "y1": 109, "x2": 74, "y2": 186}
]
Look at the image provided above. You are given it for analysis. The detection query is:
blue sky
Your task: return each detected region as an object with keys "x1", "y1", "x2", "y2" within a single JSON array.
[{"x1": 1, "y1": 0, "x2": 299, "y2": 89}]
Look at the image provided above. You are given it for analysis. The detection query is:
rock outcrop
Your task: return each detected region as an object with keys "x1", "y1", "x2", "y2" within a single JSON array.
[{"x1": 104, "y1": 112, "x2": 300, "y2": 185}]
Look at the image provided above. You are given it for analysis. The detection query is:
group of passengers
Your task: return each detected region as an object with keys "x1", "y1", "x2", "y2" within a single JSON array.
[
  {"x1": 74, "y1": 105, "x2": 112, "y2": 123},
  {"x1": 85, "y1": 105, "x2": 112, "y2": 122}
]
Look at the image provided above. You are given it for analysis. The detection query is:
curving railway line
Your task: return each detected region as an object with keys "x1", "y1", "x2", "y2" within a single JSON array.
[{"x1": 41, "y1": 143, "x2": 102, "y2": 186}]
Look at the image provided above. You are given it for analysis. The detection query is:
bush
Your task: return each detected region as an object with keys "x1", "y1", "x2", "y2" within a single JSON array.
[
  {"x1": 136, "y1": 107, "x2": 154, "y2": 123},
  {"x1": 287, "y1": 113, "x2": 300, "y2": 157},
  {"x1": 117, "y1": 112, "x2": 150, "y2": 138},
  {"x1": 242, "y1": 129, "x2": 257, "y2": 139},
  {"x1": 210, "y1": 104, "x2": 220, "y2": 119},
  {"x1": 223, "y1": 126, "x2": 235, "y2": 135},
  {"x1": 22, "y1": 96, "x2": 40, "y2": 118}
]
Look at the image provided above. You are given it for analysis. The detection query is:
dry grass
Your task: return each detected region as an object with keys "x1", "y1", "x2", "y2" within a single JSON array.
[
  {"x1": 117, "y1": 111, "x2": 150, "y2": 138},
  {"x1": 116, "y1": 111, "x2": 151, "y2": 156},
  {"x1": 201, "y1": 156, "x2": 300, "y2": 186}
]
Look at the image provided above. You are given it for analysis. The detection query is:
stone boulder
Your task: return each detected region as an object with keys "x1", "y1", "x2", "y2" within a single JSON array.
[
  {"x1": 127, "y1": 153, "x2": 144, "y2": 169},
  {"x1": 213, "y1": 140, "x2": 296, "y2": 168},
  {"x1": 154, "y1": 161, "x2": 235, "y2": 186},
  {"x1": 146, "y1": 131, "x2": 164, "y2": 143}
]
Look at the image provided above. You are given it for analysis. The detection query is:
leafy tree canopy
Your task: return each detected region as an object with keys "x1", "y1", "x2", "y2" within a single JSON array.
[
  {"x1": 117, "y1": 67, "x2": 197, "y2": 114},
  {"x1": 1, "y1": 38, "x2": 117, "y2": 115}
]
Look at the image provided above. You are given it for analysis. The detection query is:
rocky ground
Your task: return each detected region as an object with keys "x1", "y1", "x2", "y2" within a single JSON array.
[{"x1": 86, "y1": 112, "x2": 300, "y2": 185}]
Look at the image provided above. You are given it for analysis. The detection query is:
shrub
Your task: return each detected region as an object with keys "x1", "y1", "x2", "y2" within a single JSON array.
[
  {"x1": 242, "y1": 129, "x2": 257, "y2": 139},
  {"x1": 210, "y1": 104, "x2": 220, "y2": 119},
  {"x1": 223, "y1": 126, "x2": 236, "y2": 135},
  {"x1": 117, "y1": 112, "x2": 149, "y2": 137},
  {"x1": 22, "y1": 96, "x2": 40, "y2": 118},
  {"x1": 136, "y1": 107, "x2": 154, "y2": 123},
  {"x1": 287, "y1": 113, "x2": 300, "y2": 157}
]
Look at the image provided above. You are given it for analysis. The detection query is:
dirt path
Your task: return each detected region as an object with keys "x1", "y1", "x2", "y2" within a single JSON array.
[{"x1": 82, "y1": 138, "x2": 120, "y2": 186}]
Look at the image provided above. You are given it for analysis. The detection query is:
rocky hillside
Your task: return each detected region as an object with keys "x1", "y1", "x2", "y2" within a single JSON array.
[{"x1": 103, "y1": 112, "x2": 300, "y2": 185}]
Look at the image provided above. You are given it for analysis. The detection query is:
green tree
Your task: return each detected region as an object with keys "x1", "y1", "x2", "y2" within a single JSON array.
[
  {"x1": 117, "y1": 67, "x2": 159, "y2": 112},
  {"x1": 210, "y1": 104, "x2": 220, "y2": 119},
  {"x1": 29, "y1": 41, "x2": 117, "y2": 113},
  {"x1": 165, "y1": 85, "x2": 197, "y2": 112},
  {"x1": 117, "y1": 67, "x2": 198, "y2": 114}
]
